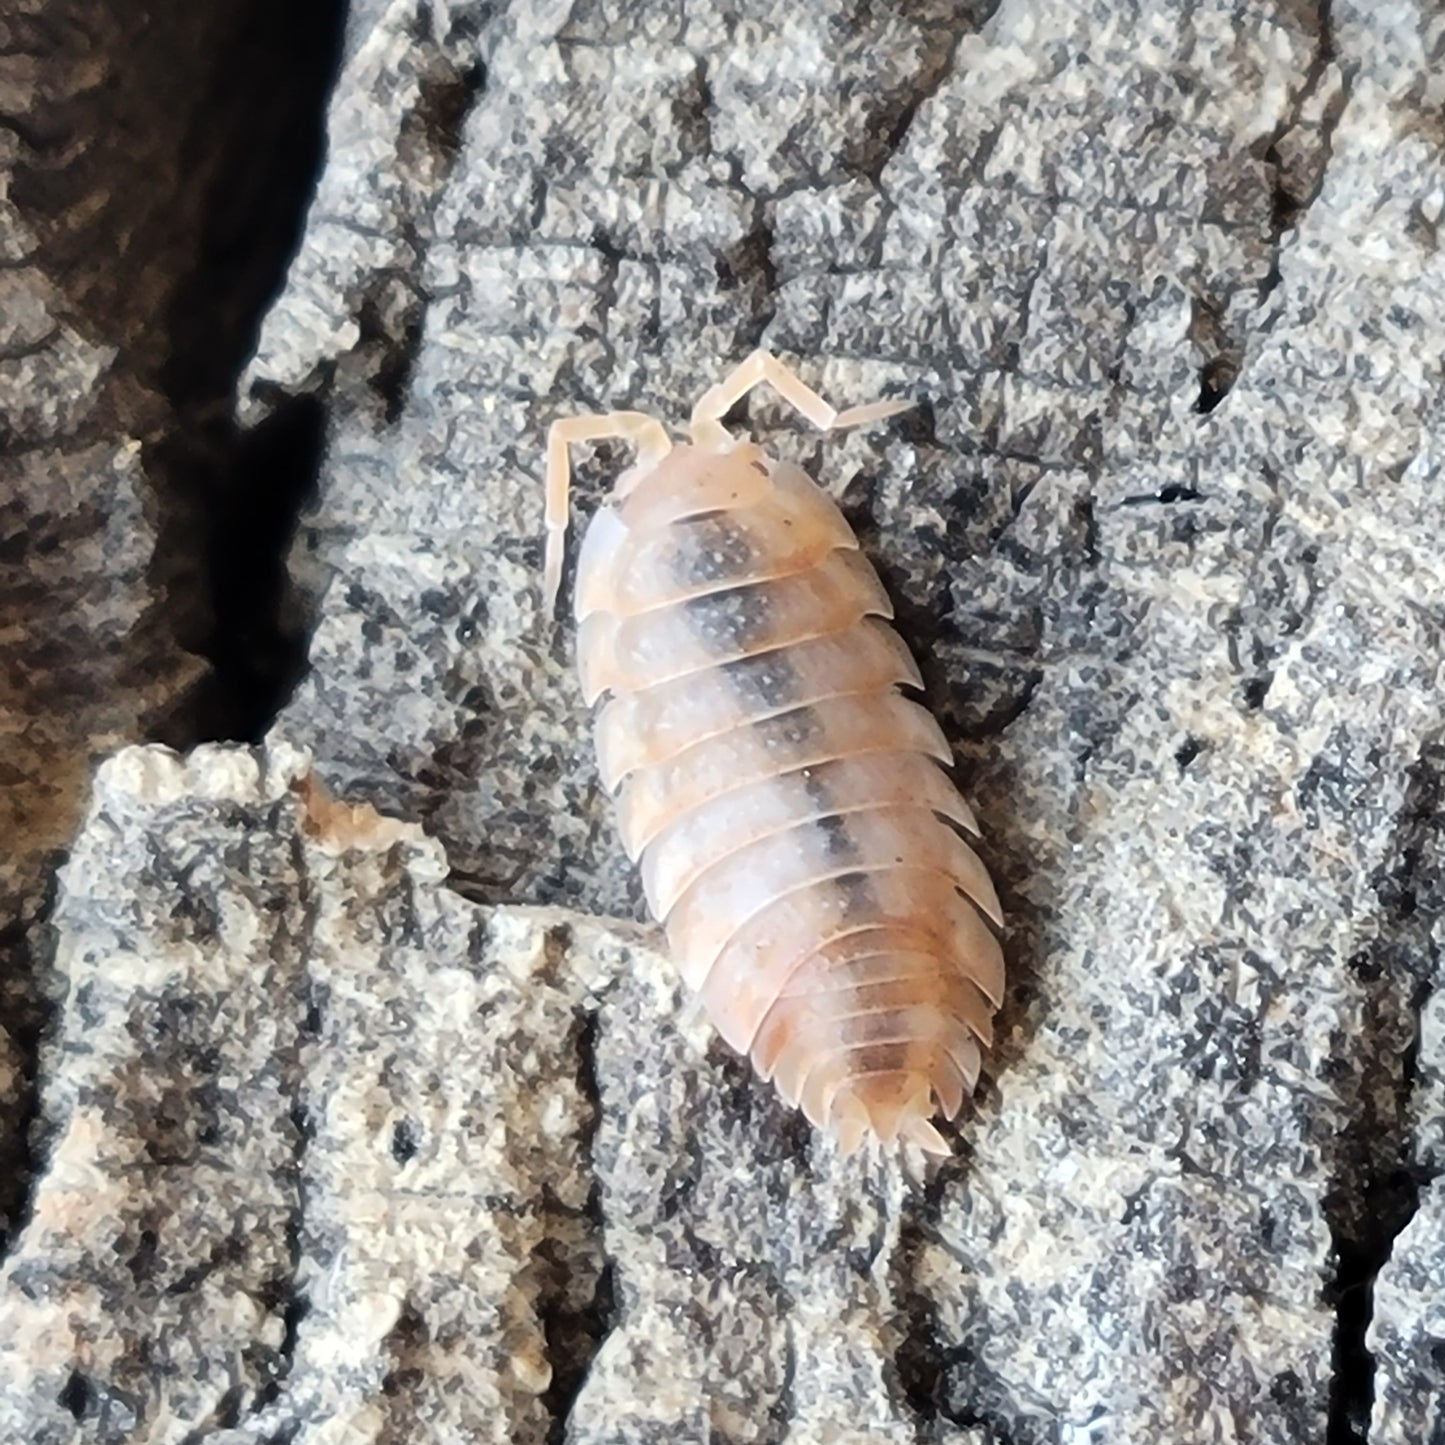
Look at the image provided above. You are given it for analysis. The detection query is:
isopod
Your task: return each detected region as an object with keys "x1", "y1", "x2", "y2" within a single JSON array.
[{"x1": 544, "y1": 351, "x2": 1004, "y2": 1155}]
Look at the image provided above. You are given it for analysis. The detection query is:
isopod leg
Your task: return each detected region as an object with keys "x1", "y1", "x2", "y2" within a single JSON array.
[
  {"x1": 689, "y1": 350, "x2": 912, "y2": 441},
  {"x1": 543, "y1": 411, "x2": 672, "y2": 616}
]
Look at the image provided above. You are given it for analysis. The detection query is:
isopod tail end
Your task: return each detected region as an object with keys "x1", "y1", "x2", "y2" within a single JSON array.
[
  {"x1": 901, "y1": 1114, "x2": 951, "y2": 1157},
  {"x1": 830, "y1": 1077, "x2": 948, "y2": 1157},
  {"x1": 833, "y1": 1094, "x2": 872, "y2": 1157}
]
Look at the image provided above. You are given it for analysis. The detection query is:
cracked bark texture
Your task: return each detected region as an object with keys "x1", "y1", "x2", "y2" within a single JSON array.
[
  {"x1": 0, "y1": 1, "x2": 230, "y2": 1246},
  {"x1": 4, "y1": 0, "x2": 1445, "y2": 1442}
]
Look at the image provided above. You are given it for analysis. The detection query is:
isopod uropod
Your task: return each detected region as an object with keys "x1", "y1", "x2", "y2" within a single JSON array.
[{"x1": 544, "y1": 350, "x2": 1004, "y2": 1155}]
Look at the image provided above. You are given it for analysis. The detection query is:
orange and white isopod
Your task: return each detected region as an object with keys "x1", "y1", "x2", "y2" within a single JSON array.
[{"x1": 544, "y1": 351, "x2": 1004, "y2": 1155}]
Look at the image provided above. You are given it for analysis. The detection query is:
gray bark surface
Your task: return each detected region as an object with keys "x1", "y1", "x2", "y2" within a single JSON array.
[
  {"x1": 0, "y1": 0, "x2": 224, "y2": 1240},
  {"x1": 2, "y1": 1, "x2": 1443, "y2": 1442}
]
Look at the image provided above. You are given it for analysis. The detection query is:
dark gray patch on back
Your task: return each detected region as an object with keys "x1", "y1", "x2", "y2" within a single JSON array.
[
  {"x1": 672, "y1": 513, "x2": 761, "y2": 590},
  {"x1": 834, "y1": 869, "x2": 879, "y2": 918},
  {"x1": 812, "y1": 812, "x2": 861, "y2": 862},
  {"x1": 683, "y1": 583, "x2": 773, "y2": 654},
  {"x1": 722, "y1": 646, "x2": 805, "y2": 711},
  {"x1": 753, "y1": 704, "x2": 824, "y2": 751}
]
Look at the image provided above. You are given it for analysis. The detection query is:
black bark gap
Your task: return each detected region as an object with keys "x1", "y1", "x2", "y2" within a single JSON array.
[
  {"x1": 57, "y1": 1371, "x2": 91, "y2": 1422},
  {"x1": 539, "y1": 1011, "x2": 614, "y2": 1444},
  {"x1": 1325, "y1": 731, "x2": 1444, "y2": 1443},
  {"x1": 166, "y1": 394, "x2": 326, "y2": 744},
  {"x1": 151, "y1": 0, "x2": 349, "y2": 742}
]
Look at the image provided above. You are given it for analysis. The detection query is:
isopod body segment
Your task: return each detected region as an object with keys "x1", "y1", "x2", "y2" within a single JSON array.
[{"x1": 545, "y1": 351, "x2": 1004, "y2": 1155}]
